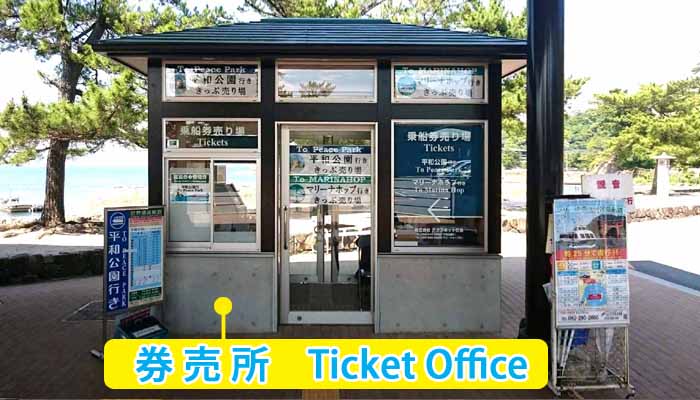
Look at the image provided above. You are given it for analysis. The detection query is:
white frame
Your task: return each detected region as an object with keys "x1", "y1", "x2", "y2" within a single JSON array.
[
  {"x1": 391, "y1": 61, "x2": 489, "y2": 104},
  {"x1": 277, "y1": 122, "x2": 377, "y2": 325},
  {"x1": 162, "y1": 60, "x2": 261, "y2": 103},
  {"x1": 163, "y1": 155, "x2": 261, "y2": 252},
  {"x1": 162, "y1": 118, "x2": 261, "y2": 154},
  {"x1": 390, "y1": 119, "x2": 489, "y2": 253},
  {"x1": 275, "y1": 59, "x2": 378, "y2": 104}
]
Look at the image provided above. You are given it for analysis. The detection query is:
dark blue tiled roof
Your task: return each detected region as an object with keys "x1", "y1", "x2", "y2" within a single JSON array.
[{"x1": 95, "y1": 18, "x2": 526, "y2": 52}]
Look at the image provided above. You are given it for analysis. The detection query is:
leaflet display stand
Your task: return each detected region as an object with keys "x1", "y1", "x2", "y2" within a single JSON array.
[
  {"x1": 547, "y1": 198, "x2": 635, "y2": 398},
  {"x1": 549, "y1": 305, "x2": 634, "y2": 397}
]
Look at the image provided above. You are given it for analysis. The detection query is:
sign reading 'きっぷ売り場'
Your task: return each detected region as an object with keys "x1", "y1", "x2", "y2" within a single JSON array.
[
  {"x1": 394, "y1": 65, "x2": 486, "y2": 102},
  {"x1": 164, "y1": 63, "x2": 259, "y2": 100}
]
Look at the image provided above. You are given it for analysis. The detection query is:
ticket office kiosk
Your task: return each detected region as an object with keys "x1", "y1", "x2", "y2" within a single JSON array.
[{"x1": 95, "y1": 18, "x2": 527, "y2": 335}]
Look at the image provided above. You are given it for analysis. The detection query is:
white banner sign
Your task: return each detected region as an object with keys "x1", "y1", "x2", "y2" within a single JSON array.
[{"x1": 582, "y1": 173, "x2": 635, "y2": 212}]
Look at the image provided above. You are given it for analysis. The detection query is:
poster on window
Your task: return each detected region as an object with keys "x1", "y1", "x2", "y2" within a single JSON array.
[
  {"x1": 393, "y1": 123, "x2": 484, "y2": 218},
  {"x1": 164, "y1": 63, "x2": 259, "y2": 99},
  {"x1": 553, "y1": 198, "x2": 630, "y2": 328},
  {"x1": 165, "y1": 119, "x2": 258, "y2": 150},
  {"x1": 169, "y1": 170, "x2": 210, "y2": 203},
  {"x1": 105, "y1": 207, "x2": 164, "y2": 314},
  {"x1": 394, "y1": 65, "x2": 486, "y2": 101}
]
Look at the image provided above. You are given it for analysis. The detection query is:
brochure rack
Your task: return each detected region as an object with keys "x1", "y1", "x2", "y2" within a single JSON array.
[{"x1": 547, "y1": 198, "x2": 635, "y2": 398}]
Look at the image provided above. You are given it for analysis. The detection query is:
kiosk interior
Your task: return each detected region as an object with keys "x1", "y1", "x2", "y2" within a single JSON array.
[{"x1": 95, "y1": 18, "x2": 527, "y2": 334}]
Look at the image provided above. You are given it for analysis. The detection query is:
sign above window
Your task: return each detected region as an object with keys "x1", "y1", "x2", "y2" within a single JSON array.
[
  {"x1": 164, "y1": 119, "x2": 259, "y2": 151},
  {"x1": 392, "y1": 64, "x2": 487, "y2": 103},
  {"x1": 163, "y1": 62, "x2": 260, "y2": 101}
]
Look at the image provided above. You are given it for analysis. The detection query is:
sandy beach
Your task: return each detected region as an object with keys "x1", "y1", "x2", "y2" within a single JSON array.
[{"x1": 0, "y1": 187, "x2": 146, "y2": 257}]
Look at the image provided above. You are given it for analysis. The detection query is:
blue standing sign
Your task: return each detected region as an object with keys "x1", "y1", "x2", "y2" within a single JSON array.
[{"x1": 104, "y1": 207, "x2": 165, "y2": 314}]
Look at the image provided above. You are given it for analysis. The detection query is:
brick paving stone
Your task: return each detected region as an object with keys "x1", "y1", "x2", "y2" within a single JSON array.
[{"x1": 0, "y1": 257, "x2": 698, "y2": 399}]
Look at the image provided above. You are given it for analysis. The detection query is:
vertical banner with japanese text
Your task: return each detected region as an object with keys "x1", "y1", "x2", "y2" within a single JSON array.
[
  {"x1": 552, "y1": 199, "x2": 630, "y2": 327},
  {"x1": 105, "y1": 207, "x2": 165, "y2": 314}
]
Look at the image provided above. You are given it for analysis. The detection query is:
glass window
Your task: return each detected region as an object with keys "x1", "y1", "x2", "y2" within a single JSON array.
[
  {"x1": 168, "y1": 160, "x2": 211, "y2": 243},
  {"x1": 392, "y1": 64, "x2": 487, "y2": 103},
  {"x1": 167, "y1": 159, "x2": 259, "y2": 250},
  {"x1": 164, "y1": 62, "x2": 259, "y2": 101},
  {"x1": 392, "y1": 121, "x2": 486, "y2": 251},
  {"x1": 277, "y1": 62, "x2": 375, "y2": 102},
  {"x1": 213, "y1": 162, "x2": 257, "y2": 244}
]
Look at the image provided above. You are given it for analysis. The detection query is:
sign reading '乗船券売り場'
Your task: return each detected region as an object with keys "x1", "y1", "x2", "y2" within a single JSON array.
[
  {"x1": 393, "y1": 122, "x2": 484, "y2": 218},
  {"x1": 105, "y1": 207, "x2": 165, "y2": 314},
  {"x1": 165, "y1": 120, "x2": 258, "y2": 150}
]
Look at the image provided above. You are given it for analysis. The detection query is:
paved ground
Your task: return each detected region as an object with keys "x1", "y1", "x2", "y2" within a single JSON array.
[
  {"x1": 1, "y1": 258, "x2": 700, "y2": 399},
  {"x1": 0, "y1": 230, "x2": 101, "y2": 257},
  {"x1": 627, "y1": 215, "x2": 700, "y2": 275},
  {"x1": 504, "y1": 216, "x2": 700, "y2": 277}
]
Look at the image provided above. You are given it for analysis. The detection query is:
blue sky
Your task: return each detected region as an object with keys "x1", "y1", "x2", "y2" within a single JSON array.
[{"x1": 0, "y1": 0, "x2": 699, "y2": 167}]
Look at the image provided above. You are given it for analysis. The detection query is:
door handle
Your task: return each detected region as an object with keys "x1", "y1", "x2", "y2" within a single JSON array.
[{"x1": 283, "y1": 206, "x2": 289, "y2": 250}]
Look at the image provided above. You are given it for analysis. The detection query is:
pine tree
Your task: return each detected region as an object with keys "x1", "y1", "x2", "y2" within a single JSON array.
[{"x1": 0, "y1": 0, "x2": 230, "y2": 226}]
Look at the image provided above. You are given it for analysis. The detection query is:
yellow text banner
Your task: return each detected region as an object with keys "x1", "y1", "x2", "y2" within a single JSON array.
[{"x1": 105, "y1": 338, "x2": 547, "y2": 389}]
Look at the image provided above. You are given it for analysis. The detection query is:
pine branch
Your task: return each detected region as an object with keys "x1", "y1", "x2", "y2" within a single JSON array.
[{"x1": 72, "y1": 21, "x2": 96, "y2": 42}]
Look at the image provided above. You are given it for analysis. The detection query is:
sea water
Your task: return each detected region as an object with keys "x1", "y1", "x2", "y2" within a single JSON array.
[{"x1": 0, "y1": 164, "x2": 147, "y2": 222}]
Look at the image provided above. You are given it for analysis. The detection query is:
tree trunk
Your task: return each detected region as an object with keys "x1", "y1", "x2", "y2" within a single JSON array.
[
  {"x1": 41, "y1": 139, "x2": 69, "y2": 227},
  {"x1": 38, "y1": 14, "x2": 107, "y2": 227}
]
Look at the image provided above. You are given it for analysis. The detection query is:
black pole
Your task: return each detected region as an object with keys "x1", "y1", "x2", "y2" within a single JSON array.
[{"x1": 524, "y1": 0, "x2": 565, "y2": 341}]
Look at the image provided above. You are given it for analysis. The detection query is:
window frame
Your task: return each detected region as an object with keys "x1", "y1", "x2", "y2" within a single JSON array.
[
  {"x1": 162, "y1": 118, "x2": 261, "y2": 154},
  {"x1": 275, "y1": 59, "x2": 378, "y2": 104},
  {"x1": 391, "y1": 61, "x2": 489, "y2": 104},
  {"x1": 163, "y1": 154, "x2": 261, "y2": 252},
  {"x1": 390, "y1": 119, "x2": 489, "y2": 254},
  {"x1": 162, "y1": 60, "x2": 261, "y2": 103}
]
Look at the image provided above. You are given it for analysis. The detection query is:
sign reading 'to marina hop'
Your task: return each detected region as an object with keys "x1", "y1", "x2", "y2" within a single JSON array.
[{"x1": 289, "y1": 145, "x2": 371, "y2": 206}]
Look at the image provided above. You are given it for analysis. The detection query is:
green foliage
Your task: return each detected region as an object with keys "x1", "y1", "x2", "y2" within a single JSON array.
[
  {"x1": 0, "y1": 72, "x2": 146, "y2": 164},
  {"x1": 241, "y1": 0, "x2": 588, "y2": 171},
  {"x1": 456, "y1": 0, "x2": 526, "y2": 38},
  {"x1": 671, "y1": 169, "x2": 700, "y2": 186},
  {"x1": 567, "y1": 77, "x2": 700, "y2": 171},
  {"x1": 0, "y1": 0, "x2": 232, "y2": 224},
  {"x1": 241, "y1": 0, "x2": 385, "y2": 18},
  {"x1": 0, "y1": 0, "x2": 232, "y2": 164}
]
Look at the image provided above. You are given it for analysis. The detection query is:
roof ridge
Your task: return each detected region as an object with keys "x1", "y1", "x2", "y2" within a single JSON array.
[
  {"x1": 94, "y1": 18, "x2": 528, "y2": 47},
  {"x1": 260, "y1": 18, "x2": 393, "y2": 24}
]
